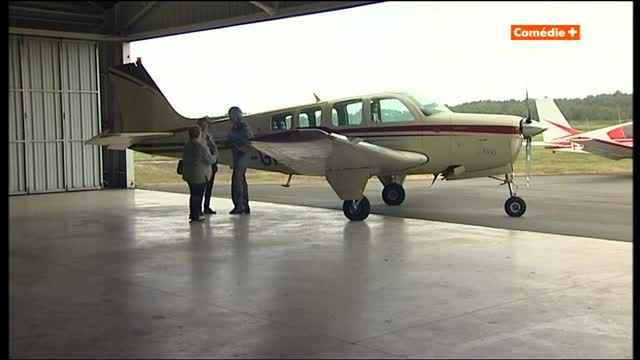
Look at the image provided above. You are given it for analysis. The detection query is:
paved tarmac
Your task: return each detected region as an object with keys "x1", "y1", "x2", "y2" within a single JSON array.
[{"x1": 152, "y1": 173, "x2": 633, "y2": 242}]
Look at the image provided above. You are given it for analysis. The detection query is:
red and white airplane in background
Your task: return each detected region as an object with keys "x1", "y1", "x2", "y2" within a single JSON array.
[{"x1": 533, "y1": 97, "x2": 633, "y2": 160}]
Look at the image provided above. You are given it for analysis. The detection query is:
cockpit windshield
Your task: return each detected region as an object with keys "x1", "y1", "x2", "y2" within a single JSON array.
[{"x1": 407, "y1": 93, "x2": 452, "y2": 116}]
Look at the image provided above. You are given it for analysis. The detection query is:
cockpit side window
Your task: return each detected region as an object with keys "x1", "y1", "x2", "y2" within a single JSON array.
[
  {"x1": 371, "y1": 98, "x2": 416, "y2": 123},
  {"x1": 408, "y1": 94, "x2": 452, "y2": 116}
]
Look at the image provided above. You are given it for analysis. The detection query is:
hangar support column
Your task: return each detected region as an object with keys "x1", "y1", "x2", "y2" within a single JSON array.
[{"x1": 99, "y1": 7, "x2": 135, "y2": 189}]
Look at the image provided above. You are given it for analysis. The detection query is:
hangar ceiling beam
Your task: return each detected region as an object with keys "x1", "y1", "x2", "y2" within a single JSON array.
[
  {"x1": 124, "y1": 1, "x2": 378, "y2": 42},
  {"x1": 9, "y1": 1, "x2": 380, "y2": 42},
  {"x1": 87, "y1": 1, "x2": 107, "y2": 12},
  {"x1": 12, "y1": 1, "x2": 105, "y2": 13},
  {"x1": 250, "y1": 1, "x2": 277, "y2": 16},
  {"x1": 9, "y1": 5, "x2": 104, "y2": 19},
  {"x1": 8, "y1": 26, "x2": 126, "y2": 42},
  {"x1": 10, "y1": 15, "x2": 102, "y2": 27},
  {"x1": 125, "y1": 2, "x2": 158, "y2": 30}
]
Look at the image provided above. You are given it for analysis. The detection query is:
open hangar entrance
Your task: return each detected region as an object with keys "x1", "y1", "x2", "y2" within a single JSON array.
[
  {"x1": 8, "y1": 1, "x2": 378, "y2": 194},
  {"x1": 8, "y1": 3, "x2": 632, "y2": 358}
]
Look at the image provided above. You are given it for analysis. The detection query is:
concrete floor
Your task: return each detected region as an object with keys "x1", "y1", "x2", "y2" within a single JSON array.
[
  {"x1": 9, "y1": 189, "x2": 632, "y2": 358},
  {"x1": 152, "y1": 173, "x2": 634, "y2": 242}
]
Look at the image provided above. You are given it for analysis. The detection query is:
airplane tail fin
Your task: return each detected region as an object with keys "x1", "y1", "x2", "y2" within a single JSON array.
[
  {"x1": 534, "y1": 97, "x2": 581, "y2": 142},
  {"x1": 107, "y1": 62, "x2": 194, "y2": 134}
]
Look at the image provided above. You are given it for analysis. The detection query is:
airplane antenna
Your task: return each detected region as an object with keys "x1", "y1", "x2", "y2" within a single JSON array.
[
  {"x1": 281, "y1": 174, "x2": 293, "y2": 187},
  {"x1": 429, "y1": 173, "x2": 439, "y2": 187},
  {"x1": 526, "y1": 138, "x2": 532, "y2": 188},
  {"x1": 525, "y1": 89, "x2": 531, "y2": 124},
  {"x1": 313, "y1": 93, "x2": 321, "y2": 102},
  {"x1": 523, "y1": 88, "x2": 533, "y2": 188}
]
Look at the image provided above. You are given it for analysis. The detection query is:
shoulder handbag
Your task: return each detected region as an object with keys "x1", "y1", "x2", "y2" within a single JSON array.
[{"x1": 176, "y1": 160, "x2": 184, "y2": 175}]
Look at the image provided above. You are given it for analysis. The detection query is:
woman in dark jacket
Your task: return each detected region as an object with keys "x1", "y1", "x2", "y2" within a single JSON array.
[{"x1": 182, "y1": 125, "x2": 217, "y2": 222}]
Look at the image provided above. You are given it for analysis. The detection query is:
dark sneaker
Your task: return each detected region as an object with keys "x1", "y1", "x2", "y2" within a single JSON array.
[
  {"x1": 190, "y1": 215, "x2": 205, "y2": 222},
  {"x1": 204, "y1": 208, "x2": 217, "y2": 215}
]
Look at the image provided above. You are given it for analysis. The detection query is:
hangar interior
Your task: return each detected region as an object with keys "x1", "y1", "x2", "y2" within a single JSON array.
[
  {"x1": 9, "y1": 0, "x2": 376, "y2": 194},
  {"x1": 8, "y1": 1, "x2": 632, "y2": 359}
]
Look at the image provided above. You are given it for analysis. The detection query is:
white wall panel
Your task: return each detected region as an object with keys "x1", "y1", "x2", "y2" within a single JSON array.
[
  {"x1": 8, "y1": 37, "x2": 27, "y2": 194},
  {"x1": 8, "y1": 35, "x2": 102, "y2": 194},
  {"x1": 61, "y1": 40, "x2": 102, "y2": 190}
]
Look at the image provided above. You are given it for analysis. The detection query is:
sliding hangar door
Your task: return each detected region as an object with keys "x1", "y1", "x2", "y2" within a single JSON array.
[{"x1": 9, "y1": 35, "x2": 102, "y2": 195}]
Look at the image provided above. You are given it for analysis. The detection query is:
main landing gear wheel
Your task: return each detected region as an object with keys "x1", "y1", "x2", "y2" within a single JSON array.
[
  {"x1": 382, "y1": 183, "x2": 406, "y2": 206},
  {"x1": 505, "y1": 196, "x2": 526, "y2": 217},
  {"x1": 343, "y1": 196, "x2": 371, "y2": 221}
]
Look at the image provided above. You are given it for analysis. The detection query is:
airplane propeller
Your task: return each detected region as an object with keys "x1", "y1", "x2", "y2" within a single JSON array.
[
  {"x1": 525, "y1": 89, "x2": 532, "y2": 124},
  {"x1": 525, "y1": 89, "x2": 532, "y2": 187},
  {"x1": 526, "y1": 133, "x2": 532, "y2": 187},
  {"x1": 519, "y1": 89, "x2": 546, "y2": 188}
]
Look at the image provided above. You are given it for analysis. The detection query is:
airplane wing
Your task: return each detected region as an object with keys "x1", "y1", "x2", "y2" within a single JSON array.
[
  {"x1": 86, "y1": 129, "x2": 174, "y2": 150},
  {"x1": 249, "y1": 128, "x2": 429, "y2": 177},
  {"x1": 570, "y1": 137, "x2": 633, "y2": 160},
  {"x1": 560, "y1": 122, "x2": 633, "y2": 160},
  {"x1": 531, "y1": 140, "x2": 590, "y2": 154},
  {"x1": 530, "y1": 140, "x2": 567, "y2": 148},
  {"x1": 531, "y1": 121, "x2": 633, "y2": 159}
]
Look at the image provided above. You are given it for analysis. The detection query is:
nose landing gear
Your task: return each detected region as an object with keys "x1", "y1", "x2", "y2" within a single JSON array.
[
  {"x1": 502, "y1": 174, "x2": 526, "y2": 217},
  {"x1": 505, "y1": 196, "x2": 526, "y2": 217}
]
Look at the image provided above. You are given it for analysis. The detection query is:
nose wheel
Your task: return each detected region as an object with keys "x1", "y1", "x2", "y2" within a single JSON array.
[
  {"x1": 343, "y1": 196, "x2": 371, "y2": 221},
  {"x1": 496, "y1": 173, "x2": 527, "y2": 217},
  {"x1": 505, "y1": 196, "x2": 526, "y2": 217},
  {"x1": 382, "y1": 183, "x2": 406, "y2": 206}
]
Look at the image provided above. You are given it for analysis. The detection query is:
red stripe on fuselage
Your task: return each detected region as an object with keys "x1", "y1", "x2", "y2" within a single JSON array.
[{"x1": 338, "y1": 124, "x2": 519, "y2": 134}]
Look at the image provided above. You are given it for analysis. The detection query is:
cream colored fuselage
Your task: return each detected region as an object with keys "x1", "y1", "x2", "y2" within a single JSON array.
[{"x1": 133, "y1": 92, "x2": 524, "y2": 179}]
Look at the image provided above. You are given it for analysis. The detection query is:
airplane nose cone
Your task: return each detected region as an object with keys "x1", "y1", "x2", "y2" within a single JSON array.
[{"x1": 521, "y1": 119, "x2": 547, "y2": 138}]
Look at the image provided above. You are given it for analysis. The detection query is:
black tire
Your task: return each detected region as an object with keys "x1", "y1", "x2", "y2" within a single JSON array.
[
  {"x1": 505, "y1": 196, "x2": 526, "y2": 217},
  {"x1": 382, "y1": 183, "x2": 406, "y2": 206},
  {"x1": 342, "y1": 196, "x2": 371, "y2": 221}
]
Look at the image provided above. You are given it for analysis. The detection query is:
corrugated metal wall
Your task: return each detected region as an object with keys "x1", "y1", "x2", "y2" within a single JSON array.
[{"x1": 8, "y1": 35, "x2": 102, "y2": 195}]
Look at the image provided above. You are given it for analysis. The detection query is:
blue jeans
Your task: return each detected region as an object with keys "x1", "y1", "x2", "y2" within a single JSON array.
[
  {"x1": 231, "y1": 154, "x2": 249, "y2": 211},
  {"x1": 187, "y1": 182, "x2": 207, "y2": 219}
]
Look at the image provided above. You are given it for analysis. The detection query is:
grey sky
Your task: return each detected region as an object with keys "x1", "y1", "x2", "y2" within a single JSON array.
[{"x1": 130, "y1": 1, "x2": 633, "y2": 118}]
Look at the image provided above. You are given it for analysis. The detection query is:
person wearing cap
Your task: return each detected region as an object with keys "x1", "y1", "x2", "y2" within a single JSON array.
[{"x1": 226, "y1": 106, "x2": 253, "y2": 214}]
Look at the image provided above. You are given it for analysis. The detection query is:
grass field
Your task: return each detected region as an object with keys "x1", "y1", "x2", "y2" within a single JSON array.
[{"x1": 134, "y1": 119, "x2": 632, "y2": 188}]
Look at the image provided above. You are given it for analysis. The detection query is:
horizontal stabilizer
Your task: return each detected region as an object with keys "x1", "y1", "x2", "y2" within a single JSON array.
[
  {"x1": 570, "y1": 137, "x2": 633, "y2": 160},
  {"x1": 86, "y1": 129, "x2": 174, "y2": 150}
]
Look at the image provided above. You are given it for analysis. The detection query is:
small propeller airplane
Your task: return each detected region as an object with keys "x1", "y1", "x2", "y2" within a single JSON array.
[
  {"x1": 533, "y1": 97, "x2": 633, "y2": 160},
  {"x1": 87, "y1": 60, "x2": 546, "y2": 221}
]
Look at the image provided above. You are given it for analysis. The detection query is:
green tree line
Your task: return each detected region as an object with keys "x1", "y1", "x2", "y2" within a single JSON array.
[{"x1": 449, "y1": 91, "x2": 632, "y2": 121}]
